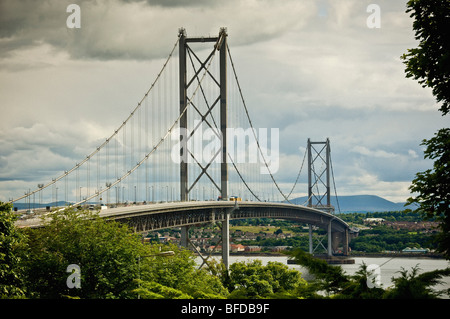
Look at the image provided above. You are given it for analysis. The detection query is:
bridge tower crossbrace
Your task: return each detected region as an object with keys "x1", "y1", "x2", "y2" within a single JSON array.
[
  {"x1": 306, "y1": 138, "x2": 349, "y2": 256},
  {"x1": 178, "y1": 27, "x2": 231, "y2": 269}
]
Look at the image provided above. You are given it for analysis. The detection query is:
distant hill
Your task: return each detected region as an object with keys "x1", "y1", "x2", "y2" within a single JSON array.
[{"x1": 288, "y1": 195, "x2": 414, "y2": 213}]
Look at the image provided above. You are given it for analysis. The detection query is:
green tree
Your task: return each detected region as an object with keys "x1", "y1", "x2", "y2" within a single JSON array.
[
  {"x1": 289, "y1": 249, "x2": 450, "y2": 299},
  {"x1": 0, "y1": 202, "x2": 27, "y2": 298},
  {"x1": 139, "y1": 243, "x2": 228, "y2": 299},
  {"x1": 19, "y1": 206, "x2": 227, "y2": 299},
  {"x1": 401, "y1": 0, "x2": 450, "y2": 115},
  {"x1": 23, "y1": 208, "x2": 147, "y2": 298},
  {"x1": 333, "y1": 263, "x2": 385, "y2": 299},
  {"x1": 384, "y1": 265, "x2": 450, "y2": 299},
  {"x1": 226, "y1": 259, "x2": 307, "y2": 298},
  {"x1": 402, "y1": 0, "x2": 450, "y2": 259},
  {"x1": 133, "y1": 280, "x2": 192, "y2": 299},
  {"x1": 274, "y1": 228, "x2": 283, "y2": 235},
  {"x1": 288, "y1": 249, "x2": 349, "y2": 297},
  {"x1": 289, "y1": 250, "x2": 386, "y2": 299},
  {"x1": 407, "y1": 129, "x2": 450, "y2": 258}
]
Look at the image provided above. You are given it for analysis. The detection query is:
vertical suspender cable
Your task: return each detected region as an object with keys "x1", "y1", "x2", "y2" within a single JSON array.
[{"x1": 145, "y1": 92, "x2": 149, "y2": 202}]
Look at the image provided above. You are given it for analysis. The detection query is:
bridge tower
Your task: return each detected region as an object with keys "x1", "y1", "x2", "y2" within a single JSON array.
[
  {"x1": 307, "y1": 138, "x2": 333, "y2": 213},
  {"x1": 307, "y1": 138, "x2": 335, "y2": 256},
  {"x1": 178, "y1": 27, "x2": 228, "y2": 202},
  {"x1": 178, "y1": 28, "x2": 231, "y2": 268}
]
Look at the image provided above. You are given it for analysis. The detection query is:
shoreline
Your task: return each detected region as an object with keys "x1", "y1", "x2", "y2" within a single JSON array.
[
  {"x1": 347, "y1": 252, "x2": 445, "y2": 259},
  {"x1": 207, "y1": 251, "x2": 445, "y2": 260}
]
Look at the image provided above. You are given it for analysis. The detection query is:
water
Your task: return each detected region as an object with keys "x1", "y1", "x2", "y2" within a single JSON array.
[
  {"x1": 335, "y1": 257, "x2": 450, "y2": 290},
  {"x1": 197, "y1": 255, "x2": 450, "y2": 297}
]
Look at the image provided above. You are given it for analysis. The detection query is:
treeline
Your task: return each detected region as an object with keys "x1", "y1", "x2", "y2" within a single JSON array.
[
  {"x1": 0, "y1": 202, "x2": 311, "y2": 299},
  {"x1": 231, "y1": 218, "x2": 304, "y2": 229},
  {"x1": 349, "y1": 227, "x2": 437, "y2": 253},
  {"x1": 338, "y1": 210, "x2": 432, "y2": 224},
  {"x1": 339, "y1": 211, "x2": 438, "y2": 253},
  {"x1": 238, "y1": 228, "x2": 436, "y2": 255}
]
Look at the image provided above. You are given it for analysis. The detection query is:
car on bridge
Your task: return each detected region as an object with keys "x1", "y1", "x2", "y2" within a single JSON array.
[{"x1": 217, "y1": 195, "x2": 242, "y2": 201}]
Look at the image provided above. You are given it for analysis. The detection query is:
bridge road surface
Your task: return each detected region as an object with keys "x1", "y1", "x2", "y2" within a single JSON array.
[{"x1": 15, "y1": 200, "x2": 349, "y2": 233}]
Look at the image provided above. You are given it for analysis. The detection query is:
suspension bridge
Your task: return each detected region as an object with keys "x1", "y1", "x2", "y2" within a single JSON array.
[{"x1": 9, "y1": 28, "x2": 355, "y2": 268}]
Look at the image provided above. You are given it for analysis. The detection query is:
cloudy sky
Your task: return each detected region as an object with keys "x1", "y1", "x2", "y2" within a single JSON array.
[{"x1": 0, "y1": 0, "x2": 447, "y2": 204}]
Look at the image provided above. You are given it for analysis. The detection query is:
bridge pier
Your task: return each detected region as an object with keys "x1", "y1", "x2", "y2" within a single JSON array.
[
  {"x1": 328, "y1": 221, "x2": 332, "y2": 257},
  {"x1": 344, "y1": 228, "x2": 349, "y2": 255},
  {"x1": 330, "y1": 228, "x2": 350, "y2": 256},
  {"x1": 222, "y1": 210, "x2": 230, "y2": 270},
  {"x1": 308, "y1": 224, "x2": 313, "y2": 254},
  {"x1": 181, "y1": 225, "x2": 189, "y2": 248},
  {"x1": 309, "y1": 221, "x2": 350, "y2": 256}
]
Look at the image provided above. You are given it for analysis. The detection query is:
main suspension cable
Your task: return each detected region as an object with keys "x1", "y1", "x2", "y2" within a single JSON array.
[
  {"x1": 69, "y1": 34, "x2": 221, "y2": 207},
  {"x1": 330, "y1": 154, "x2": 341, "y2": 214},
  {"x1": 286, "y1": 149, "x2": 307, "y2": 199},
  {"x1": 10, "y1": 35, "x2": 181, "y2": 204}
]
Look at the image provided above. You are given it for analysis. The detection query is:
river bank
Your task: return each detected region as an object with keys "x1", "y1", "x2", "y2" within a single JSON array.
[
  {"x1": 347, "y1": 252, "x2": 444, "y2": 259},
  {"x1": 209, "y1": 251, "x2": 446, "y2": 259}
]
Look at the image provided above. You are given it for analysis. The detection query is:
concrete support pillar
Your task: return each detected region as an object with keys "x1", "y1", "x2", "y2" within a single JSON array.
[
  {"x1": 308, "y1": 224, "x2": 313, "y2": 254},
  {"x1": 327, "y1": 221, "x2": 332, "y2": 257},
  {"x1": 222, "y1": 211, "x2": 230, "y2": 270},
  {"x1": 343, "y1": 228, "x2": 349, "y2": 256},
  {"x1": 181, "y1": 225, "x2": 189, "y2": 248}
]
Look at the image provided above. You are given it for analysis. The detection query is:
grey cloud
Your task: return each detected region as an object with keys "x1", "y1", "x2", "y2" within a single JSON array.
[
  {"x1": 0, "y1": 0, "x2": 316, "y2": 62},
  {"x1": 0, "y1": 0, "x2": 444, "y2": 203},
  {"x1": 0, "y1": 0, "x2": 72, "y2": 60},
  {"x1": 0, "y1": 0, "x2": 170, "y2": 60},
  {"x1": 123, "y1": 0, "x2": 216, "y2": 8}
]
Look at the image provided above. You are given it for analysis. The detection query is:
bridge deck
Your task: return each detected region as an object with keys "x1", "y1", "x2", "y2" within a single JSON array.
[{"x1": 16, "y1": 201, "x2": 349, "y2": 233}]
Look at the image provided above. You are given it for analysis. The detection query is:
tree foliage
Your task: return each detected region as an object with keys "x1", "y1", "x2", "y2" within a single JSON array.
[
  {"x1": 226, "y1": 259, "x2": 307, "y2": 299},
  {"x1": 288, "y1": 249, "x2": 349, "y2": 297},
  {"x1": 133, "y1": 280, "x2": 192, "y2": 299},
  {"x1": 2, "y1": 201, "x2": 450, "y2": 299},
  {"x1": 407, "y1": 129, "x2": 450, "y2": 258},
  {"x1": 288, "y1": 249, "x2": 450, "y2": 299},
  {"x1": 0, "y1": 202, "x2": 27, "y2": 298},
  {"x1": 138, "y1": 243, "x2": 228, "y2": 299},
  {"x1": 349, "y1": 226, "x2": 436, "y2": 253},
  {"x1": 17, "y1": 207, "x2": 228, "y2": 299},
  {"x1": 384, "y1": 265, "x2": 450, "y2": 299},
  {"x1": 402, "y1": 0, "x2": 450, "y2": 260},
  {"x1": 401, "y1": 0, "x2": 450, "y2": 115},
  {"x1": 23, "y1": 208, "x2": 147, "y2": 298}
]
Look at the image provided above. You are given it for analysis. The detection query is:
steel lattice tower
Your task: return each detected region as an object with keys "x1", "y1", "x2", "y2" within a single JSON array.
[
  {"x1": 178, "y1": 27, "x2": 228, "y2": 202},
  {"x1": 307, "y1": 138, "x2": 334, "y2": 213},
  {"x1": 178, "y1": 28, "x2": 231, "y2": 268}
]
